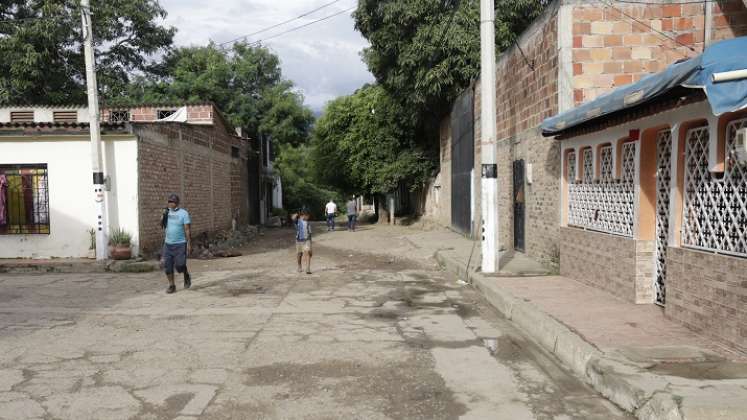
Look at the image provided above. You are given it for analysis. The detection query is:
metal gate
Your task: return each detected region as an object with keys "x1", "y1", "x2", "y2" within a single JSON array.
[
  {"x1": 654, "y1": 130, "x2": 672, "y2": 306},
  {"x1": 513, "y1": 160, "x2": 526, "y2": 252},
  {"x1": 451, "y1": 88, "x2": 474, "y2": 235}
]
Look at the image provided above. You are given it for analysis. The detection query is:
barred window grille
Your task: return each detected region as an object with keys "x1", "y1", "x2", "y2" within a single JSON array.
[
  {"x1": 683, "y1": 121, "x2": 747, "y2": 256},
  {"x1": 655, "y1": 130, "x2": 672, "y2": 305},
  {"x1": 568, "y1": 142, "x2": 636, "y2": 237},
  {"x1": 567, "y1": 151, "x2": 576, "y2": 182},
  {"x1": 582, "y1": 148, "x2": 593, "y2": 183},
  {"x1": 157, "y1": 109, "x2": 176, "y2": 119},
  {"x1": 109, "y1": 110, "x2": 130, "y2": 123},
  {"x1": 0, "y1": 164, "x2": 50, "y2": 235},
  {"x1": 599, "y1": 145, "x2": 613, "y2": 181}
]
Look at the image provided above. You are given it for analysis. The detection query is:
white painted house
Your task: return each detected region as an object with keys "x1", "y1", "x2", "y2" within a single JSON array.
[{"x1": 0, "y1": 104, "x2": 252, "y2": 259}]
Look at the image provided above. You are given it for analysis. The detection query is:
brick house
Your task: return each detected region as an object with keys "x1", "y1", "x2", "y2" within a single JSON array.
[
  {"x1": 0, "y1": 103, "x2": 253, "y2": 258},
  {"x1": 424, "y1": 0, "x2": 747, "y2": 269},
  {"x1": 542, "y1": 36, "x2": 747, "y2": 352}
]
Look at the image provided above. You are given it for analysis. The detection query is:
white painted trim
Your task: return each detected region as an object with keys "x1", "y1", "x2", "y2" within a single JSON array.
[
  {"x1": 707, "y1": 114, "x2": 720, "y2": 171},
  {"x1": 667, "y1": 123, "x2": 681, "y2": 247}
]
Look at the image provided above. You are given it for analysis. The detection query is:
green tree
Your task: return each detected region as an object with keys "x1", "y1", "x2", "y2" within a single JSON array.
[
  {"x1": 0, "y1": 0, "x2": 175, "y2": 104},
  {"x1": 353, "y1": 0, "x2": 547, "y2": 119},
  {"x1": 275, "y1": 144, "x2": 341, "y2": 220},
  {"x1": 122, "y1": 42, "x2": 313, "y2": 146},
  {"x1": 312, "y1": 84, "x2": 435, "y2": 195}
]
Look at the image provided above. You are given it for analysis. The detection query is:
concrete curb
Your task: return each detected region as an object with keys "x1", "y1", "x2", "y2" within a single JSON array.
[
  {"x1": 434, "y1": 249, "x2": 747, "y2": 420},
  {"x1": 0, "y1": 259, "x2": 158, "y2": 274}
]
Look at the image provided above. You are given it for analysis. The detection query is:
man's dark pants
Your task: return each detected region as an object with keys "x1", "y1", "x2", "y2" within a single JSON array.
[
  {"x1": 163, "y1": 243, "x2": 188, "y2": 274},
  {"x1": 326, "y1": 214, "x2": 335, "y2": 230},
  {"x1": 347, "y1": 214, "x2": 357, "y2": 231}
]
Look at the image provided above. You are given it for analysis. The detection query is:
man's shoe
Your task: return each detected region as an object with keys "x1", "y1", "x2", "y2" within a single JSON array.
[
  {"x1": 184, "y1": 272, "x2": 191, "y2": 289},
  {"x1": 166, "y1": 284, "x2": 176, "y2": 294}
]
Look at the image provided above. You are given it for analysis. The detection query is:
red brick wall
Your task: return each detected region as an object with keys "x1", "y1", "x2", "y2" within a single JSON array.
[
  {"x1": 134, "y1": 122, "x2": 249, "y2": 254},
  {"x1": 572, "y1": 0, "x2": 747, "y2": 104}
]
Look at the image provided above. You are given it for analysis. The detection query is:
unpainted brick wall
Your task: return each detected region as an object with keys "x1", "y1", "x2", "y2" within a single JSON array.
[
  {"x1": 571, "y1": 0, "x2": 747, "y2": 104},
  {"x1": 422, "y1": 117, "x2": 453, "y2": 227},
  {"x1": 134, "y1": 121, "x2": 249, "y2": 254},
  {"x1": 666, "y1": 247, "x2": 747, "y2": 353},
  {"x1": 560, "y1": 227, "x2": 655, "y2": 304}
]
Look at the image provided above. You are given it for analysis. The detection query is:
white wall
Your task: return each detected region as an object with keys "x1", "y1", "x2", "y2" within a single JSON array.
[
  {"x1": 0, "y1": 135, "x2": 139, "y2": 258},
  {"x1": 0, "y1": 107, "x2": 88, "y2": 123}
]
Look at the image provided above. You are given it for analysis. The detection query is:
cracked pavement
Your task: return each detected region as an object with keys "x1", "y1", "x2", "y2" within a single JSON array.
[{"x1": 0, "y1": 224, "x2": 632, "y2": 419}]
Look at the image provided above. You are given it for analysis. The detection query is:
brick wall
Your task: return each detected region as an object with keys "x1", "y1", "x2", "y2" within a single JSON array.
[
  {"x1": 666, "y1": 247, "x2": 747, "y2": 353},
  {"x1": 134, "y1": 121, "x2": 249, "y2": 254},
  {"x1": 423, "y1": 117, "x2": 453, "y2": 227},
  {"x1": 572, "y1": 0, "x2": 747, "y2": 104},
  {"x1": 560, "y1": 227, "x2": 655, "y2": 303}
]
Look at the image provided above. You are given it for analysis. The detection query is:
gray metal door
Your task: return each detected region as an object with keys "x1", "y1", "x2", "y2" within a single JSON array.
[
  {"x1": 513, "y1": 160, "x2": 525, "y2": 252},
  {"x1": 451, "y1": 88, "x2": 474, "y2": 235}
]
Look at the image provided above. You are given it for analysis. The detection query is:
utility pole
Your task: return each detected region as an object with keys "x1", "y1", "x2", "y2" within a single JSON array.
[
  {"x1": 480, "y1": 0, "x2": 499, "y2": 273},
  {"x1": 81, "y1": 0, "x2": 108, "y2": 260}
]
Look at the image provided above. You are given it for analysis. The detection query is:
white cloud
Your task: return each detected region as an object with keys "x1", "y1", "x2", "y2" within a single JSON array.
[{"x1": 159, "y1": 0, "x2": 374, "y2": 111}]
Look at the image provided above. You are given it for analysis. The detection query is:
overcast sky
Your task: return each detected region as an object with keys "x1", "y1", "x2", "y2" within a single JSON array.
[{"x1": 159, "y1": 0, "x2": 374, "y2": 112}]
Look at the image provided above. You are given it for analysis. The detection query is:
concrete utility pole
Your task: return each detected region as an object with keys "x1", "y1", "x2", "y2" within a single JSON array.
[
  {"x1": 480, "y1": 0, "x2": 499, "y2": 273},
  {"x1": 81, "y1": 0, "x2": 108, "y2": 260}
]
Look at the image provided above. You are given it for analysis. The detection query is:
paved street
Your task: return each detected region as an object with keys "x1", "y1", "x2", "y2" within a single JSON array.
[{"x1": 0, "y1": 224, "x2": 630, "y2": 420}]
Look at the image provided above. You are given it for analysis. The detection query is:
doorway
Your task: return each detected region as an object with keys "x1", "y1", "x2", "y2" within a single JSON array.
[{"x1": 513, "y1": 159, "x2": 526, "y2": 252}]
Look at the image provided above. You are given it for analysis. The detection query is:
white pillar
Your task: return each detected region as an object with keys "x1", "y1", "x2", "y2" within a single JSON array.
[
  {"x1": 81, "y1": 0, "x2": 108, "y2": 260},
  {"x1": 480, "y1": 0, "x2": 499, "y2": 272}
]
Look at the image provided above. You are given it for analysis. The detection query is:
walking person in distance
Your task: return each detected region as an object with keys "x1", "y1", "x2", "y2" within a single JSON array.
[
  {"x1": 161, "y1": 194, "x2": 192, "y2": 294},
  {"x1": 325, "y1": 199, "x2": 337, "y2": 231}
]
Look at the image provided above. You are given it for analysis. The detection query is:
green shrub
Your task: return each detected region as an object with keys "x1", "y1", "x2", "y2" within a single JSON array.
[{"x1": 109, "y1": 227, "x2": 132, "y2": 246}]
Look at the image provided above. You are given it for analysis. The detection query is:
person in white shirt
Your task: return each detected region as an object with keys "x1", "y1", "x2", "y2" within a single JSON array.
[{"x1": 325, "y1": 199, "x2": 337, "y2": 231}]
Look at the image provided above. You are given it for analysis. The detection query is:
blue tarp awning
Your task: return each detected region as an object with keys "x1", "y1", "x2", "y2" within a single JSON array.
[{"x1": 541, "y1": 37, "x2": 747, "y2": 137}]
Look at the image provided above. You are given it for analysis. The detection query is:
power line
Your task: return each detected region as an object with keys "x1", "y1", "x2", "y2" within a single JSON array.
[
  {"x1": 218, "y1": 0, "x2": 345, "y2": 46},
  {"x1": 245, "y1": 6, "x2": 356, "y2": 47},
  {"x1": 597, "y1": 0, "x2": 698, "y2": 55}
]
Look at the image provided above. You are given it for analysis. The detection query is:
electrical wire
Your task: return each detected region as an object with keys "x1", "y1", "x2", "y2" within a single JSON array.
[
  {"x1": 218, "y1": 0, "x2": 345, "y2": 46},
  {"x1": 244, "y1": 6, "x2": 356, "y2": 47}
]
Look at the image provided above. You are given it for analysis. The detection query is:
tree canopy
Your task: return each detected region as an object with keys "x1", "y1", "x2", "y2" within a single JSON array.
[
  {"x1": 123, "y1": 43, "x2": 313, "y2": 146},
  {"x1": 312, "y1": 84, "x2": 435, "y2": 195},
  {"x1": 0, "y1": 0, "x2": 174, "y2": 104},
  {"x1": 353, "y1": 0, "x2": 548, "y2": 120}
]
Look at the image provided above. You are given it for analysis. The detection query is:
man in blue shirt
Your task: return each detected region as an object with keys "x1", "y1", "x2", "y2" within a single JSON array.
[{"x1": 162, "y1": 194, "x2": 192, "y2": 294}]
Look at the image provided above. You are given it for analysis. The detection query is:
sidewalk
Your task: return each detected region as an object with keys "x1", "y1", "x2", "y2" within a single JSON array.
[{"x1": 401, "y1": 227, "x2": 747, "y2": 420}]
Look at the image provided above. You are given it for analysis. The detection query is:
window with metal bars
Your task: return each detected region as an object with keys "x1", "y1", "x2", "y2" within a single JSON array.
[
  {"x1": 568, "y1": 142, "x2": 636, "y2": 237},
  {"x1": 53, "y1": 111, "x2": 77, "y2": 123},
  {"x1": 108, "y1": 110, "x2": 130, "y2": 123},
  {"x1": 682, "y1": 120, "x2": 747, "y2": 256},
  {"x1": 10, "y1": 111, "x2": 34, "y2": 123},
  {"x1": 157, "y1": 109, "x2": 176, "y2": 119},
  {"x1": 0, "y1": 164, "x2": 50, "y2": 235}
]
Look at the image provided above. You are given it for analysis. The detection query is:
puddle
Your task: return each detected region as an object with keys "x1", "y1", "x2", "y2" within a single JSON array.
[{"x1": 648, "y1": 361, "x2": 747, "y2": 380}]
